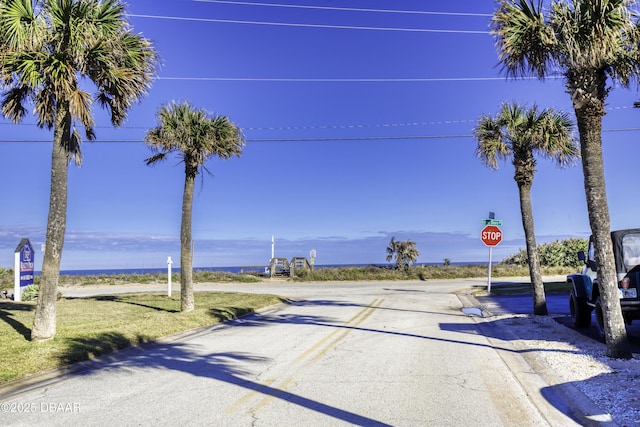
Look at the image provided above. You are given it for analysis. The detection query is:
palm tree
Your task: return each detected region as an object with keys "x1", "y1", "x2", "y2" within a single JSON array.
[
  {"x1": 0, "y1": 0, "x2": 157, "y2": 340},
  {"x1": 385, "y1": 237, "x2": 420, "y2": 271},
  {"x1": 145, "y1": 102, "x2": 244, "y2": 312},
  {"x1": 474, "y1": 102, "x2": 578, "y2": 315},
  {"x1": 491, "y1": 0, "x2": 639, "y2": 359}
]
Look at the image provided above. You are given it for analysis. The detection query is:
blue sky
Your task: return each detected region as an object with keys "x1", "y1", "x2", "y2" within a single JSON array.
[{"x1": 2, "y1": 0, "x2": 640, "y2": 271}]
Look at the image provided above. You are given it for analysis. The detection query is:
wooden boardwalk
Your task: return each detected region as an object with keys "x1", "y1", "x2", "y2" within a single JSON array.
[{"x1": 240, "y1": 257, "x2": 312, "y2": 278}]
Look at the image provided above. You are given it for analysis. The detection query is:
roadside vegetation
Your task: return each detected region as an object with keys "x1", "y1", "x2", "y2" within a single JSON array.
[
  {"x1": 0, "y1": 270, "x2": 262, "y2": 291},
  {"x1": 292, "y1": 263, "x2": 575, "y2": 282},
  {"x1": 0, "y1": 263, "x2": 577, "y2": 291},
  {"x1": 0, "y1": 238, "x2": 585, "y2": 291},
  {"x1": 500, "y1": 238, "x2": 587, "y2": 269}
]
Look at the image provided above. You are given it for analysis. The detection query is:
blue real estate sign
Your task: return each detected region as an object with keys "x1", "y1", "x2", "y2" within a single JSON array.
[{"x1": 14, "y1": 238, "x2": 35, "y2": 301}]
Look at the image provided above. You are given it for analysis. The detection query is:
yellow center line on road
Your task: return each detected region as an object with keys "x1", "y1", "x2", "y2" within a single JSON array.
[
  {"x1": 310, "y1": 298, "x2": 384, "y2": 363},
  {"x1": 291, "y1": 298, "x2": 383, "y2": 365},
  {"x1": 223, "y1": 377, "x2": 277, "y2": 415},
  {"x1": 247, "y1": 299, "x2": 385, "y2": 414},
  {"x1": 225, "y1": 298, "x2": 385, "y2": 415}
]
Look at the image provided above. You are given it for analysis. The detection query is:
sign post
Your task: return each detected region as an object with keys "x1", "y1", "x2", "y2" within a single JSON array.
[
  {"x1": 14, "y1": 238, "x2": 35, "y2": 302},
  {"x1": 167, "y1": 256, "x2": 173, "y2": 297},
  {"x1": 310, "y1": 249, "x2": 316, "y2": 270},
  {"x1": 481, "y1": 223, "x2": 503, "y2": 293}
]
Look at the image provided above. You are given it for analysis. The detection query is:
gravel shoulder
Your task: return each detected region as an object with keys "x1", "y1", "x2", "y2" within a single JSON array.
[{"x1": 469, "y1": 302, "x2": 640, "y2": 427}]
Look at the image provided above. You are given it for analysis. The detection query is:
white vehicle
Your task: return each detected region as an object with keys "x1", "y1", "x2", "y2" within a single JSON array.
[{"x1": 568, "y1": 229, "x2": 640, "y2": 339}]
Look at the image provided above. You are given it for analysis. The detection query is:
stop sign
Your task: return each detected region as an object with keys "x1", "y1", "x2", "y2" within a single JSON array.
[{"x1": 481, "y1": 225, "x2": 502, "y2": 247}]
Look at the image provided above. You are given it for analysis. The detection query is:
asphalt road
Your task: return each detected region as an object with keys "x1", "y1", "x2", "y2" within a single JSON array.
[{"x1": 1, "y1": 279, "x2": 587, "y2": 426}]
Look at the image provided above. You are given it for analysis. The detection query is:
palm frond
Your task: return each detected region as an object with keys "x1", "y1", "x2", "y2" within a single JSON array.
[
  {"x1": 0, "y1": 0, "x2": 40, "y2": 51},
  {"x1": 66, "y1": 128, "x2": 83, "y2": 167},
  {"x1": 492, "y1": 0, "x2": 556, "y2": 78},
  {"x1": 144, "y1": 152, "x2": 168, "y2": 167},
  {"x1": 68, "y1": 86, "x2": 95, "y2": 132},
  {"x1": 1, "y1": 85, "x2": 30, "y2": 122},
  {"x1": 474, "y1": 114, "x2": 510, "y2": 169}
]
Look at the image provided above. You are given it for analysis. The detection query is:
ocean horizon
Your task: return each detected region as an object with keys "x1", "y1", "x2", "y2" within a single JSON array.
[{"x1": 49, "y1": 261, "x2": 485, "y2": 276}]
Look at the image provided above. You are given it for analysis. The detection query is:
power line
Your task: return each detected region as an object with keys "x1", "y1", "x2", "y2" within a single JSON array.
[
  {"x1": 127, "y1": 13, "x2": 490, "y2": 34},
  {"x1": 3, "y1": 100, "x2": 631, "y2": 133},
  {"x1": 0, "y1": 135, "x2": 472, "y2": 143},
  {"x1": 0, "y1": 118, "x2": 477, "y2": 131},
  {"x1": 2, "y1": 127, "x2": 640, "y2": 144},
  {"x1": 193, "y1": 1, "x2": 493, "y2": 17},
  {"x1": 248, "y1": 135, "x2": 473, "y2": 142},
  {"x1": 245, "y1": 119, "x2": 477, "y2": 131},
  {"x1": 156, "y1": 76, "x2": 517, "y2": 82}
]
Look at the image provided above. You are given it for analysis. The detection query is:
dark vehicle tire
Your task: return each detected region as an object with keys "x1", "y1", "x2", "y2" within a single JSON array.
[
  {"x1": 570, "y1": 289, "x2": 592, "y2": 327},
  {"x1": 595, "y1": 297, "x2": 606, "y2": 341}
]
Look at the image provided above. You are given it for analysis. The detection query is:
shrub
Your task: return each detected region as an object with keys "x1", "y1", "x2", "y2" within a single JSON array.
[
  {"x1": 18, "y1": 284, "x2": 63, "y2": 301},
  {"x1": 21, "y1": 284, "x2": 39, "y2": 302},
  {"x1": 0, "y1": 268, "x2": 13, "y2": 288},
  {"x1": 500, "y1": 238, "x2": 588, "y2": 268}
]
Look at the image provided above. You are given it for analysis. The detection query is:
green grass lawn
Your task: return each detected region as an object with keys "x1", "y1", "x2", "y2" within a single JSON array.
[{"x1": 0, "y1": 292, "x2": 283, "y2": 385}]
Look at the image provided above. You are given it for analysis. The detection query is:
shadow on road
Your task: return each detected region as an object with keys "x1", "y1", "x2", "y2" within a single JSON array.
[
  {"x1": 62, "y1": 333, "x2": 391, "y2": 426},
  {"x1": 31, "y1": 293, "x2": 620, "y2": 426},
  {"x1": 48, "y1": 298, "x2": 586, "y2": 425},
  {"x1": 288, "y1": 297, "x2": 472, "y2": 317},
  {"x1": 234, "y1": 303, "x2": 583, "y2": 358}
]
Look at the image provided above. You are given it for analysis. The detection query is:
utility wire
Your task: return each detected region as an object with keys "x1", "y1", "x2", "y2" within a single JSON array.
[
  {"x1": 156, "y1": 76, "x2": 520, "y2": 82},
  {"x1": 245, "y1": 119, "x2": 477, "y2": 131},
  {"x1": 0, "y1": 118, "x2": 477, "y2": 131},
  {"x1": 0, "y1": 135, "x2": 472, "y2": 143},
  {"x1": 2, "y1": 127, "x2": 640, "y2": 144},
  {"x1": 1, "y1": 102, "x2": 631, "y2": 133},
  {"x1": 193, "y1": 0, "x2": 494, "y2": 17},
  {"x1": 127, "y1": 13, "x2": 490, "y2": 34}
]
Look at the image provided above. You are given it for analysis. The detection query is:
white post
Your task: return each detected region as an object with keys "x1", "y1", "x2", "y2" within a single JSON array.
[
  {"x1": 271, "y1": 235, "x2": 275, "y2": 260},
  {"x1": 487, "y1": 247, "x2": 493, "y2": 294},
  {"x1": 14, "y1": 251, "x2": 20, "y2": 302},
  {"x1": 167, "y1": 256, "x2": 173, "y2": 297}
]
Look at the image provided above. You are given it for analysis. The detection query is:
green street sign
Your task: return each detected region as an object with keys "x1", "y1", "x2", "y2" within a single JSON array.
[{"x1": 482, "y1": 219, "x2": 503, "y2": 226}]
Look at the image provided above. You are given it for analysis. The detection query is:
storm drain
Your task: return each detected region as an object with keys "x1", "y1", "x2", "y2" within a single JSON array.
[{"x1": 461, "y1": 307, "x2": 484, "y2": 317}]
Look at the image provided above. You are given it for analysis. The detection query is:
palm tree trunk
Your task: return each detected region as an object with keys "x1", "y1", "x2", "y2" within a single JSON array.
[
  {"x1": 575, "y1": 108, "x2": 631, "y2": 359},
  {"x1": 517, "y1": 182, "x2": 547, "y2": 315},
  {"x1": 180, "y1": 169, "x2": 195, "y2": 312},
  {"x1": 31, "y1": 109, "x2": 72, "y2": 341}
]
